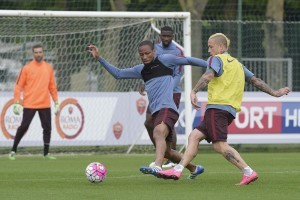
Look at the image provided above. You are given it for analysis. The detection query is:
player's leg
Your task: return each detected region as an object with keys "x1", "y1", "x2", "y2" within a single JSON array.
[
  {"x1": 162, "y1": 92, "x2": 180, "y2": 168},
  {"x1": 152, "y1": 122, "x2": 170, "y2": 167},
  {"x1": 171, "y1": 92, "x2": 180, "y2": 152},
  {"x1": 171, "y1": 128, "x2": 177, "y2": 150},
  {"x1": 213, "y1": 141, "x2": 258, "y2": 185},
  {"x1": 140, "y1": 122, "x2": 169, "y2": 176},
  {"x1": 145, "y1": 107, "x2": 162, "y2": 167},
  {"x1": 213, "y1": 141, "x2": 248, "y2": 169},
  {"x1": 38, "y1": 108, "x2": 56, "y2": 159},
  {"x1": 208, "y1": 108, "x2": 258, "y2": 185},
  {"x1": 162, "y1": 128, "x2": 177, "y2": 168},
  {"x1": 158, "y1": 128, "x2": 205, "y2": 180},
  {"x1": 9, "y1": 108, "x2": 36, "y2": 160},
  {"x1": 144, "y1": 107, "x2": 155, "y2": 145},
  {"x1": 157, "y1": 109, "x2": 209, "y2": 180},
  {"x1": 140, "y1": 108, "x2": 178, "y2": 176},
  {"x1": 163, "y1": 128, "x2": 202, "y2": 173}
]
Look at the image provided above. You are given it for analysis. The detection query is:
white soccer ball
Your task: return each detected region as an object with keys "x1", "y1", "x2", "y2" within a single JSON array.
[{"x1": 85, "y1": 162, "x2": 107, "y2": 183}]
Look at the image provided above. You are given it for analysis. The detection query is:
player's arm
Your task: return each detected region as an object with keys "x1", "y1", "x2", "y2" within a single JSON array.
[
  {"x1": 14, "y1": 67, "x2": 26, "y2": 103},
  {"x1": 159, "y1": 54, "x2": 207, "y2": 68},
  {"x1": 88, "y1": 44, "x2": 142, "y2": 79},
  {"x1": 242, "y1": 64, "x2": 290, "y2": 97},
  {"x1": 190, "y1": 68, "x2": 215, "y2": 109},
  {"x1": 98, "y1": 57, "x2": 143, "y2": 79},
  {"x1": 249, "y1": 75, "x2": 290, "y2": 97},
  {"x1": 48, "y1": 66, "x2": 60, "y2": 114},
  {"x1": 192, "y1": 68, "x2": 215, "y2": 94},
  {"x1": 48, "y1": 66, "x2": 58, "y2": 102},
  {"x1": 138, "y1": 82, "x2": 146, "y2": 96},
  {"x1": 190, "y1": 56, "x2": 220, "y2": 109}
]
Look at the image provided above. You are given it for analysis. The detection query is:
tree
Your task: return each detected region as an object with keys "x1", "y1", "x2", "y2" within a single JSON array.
[
  {"x1": 110, "y1": 0, "x2": 127, "y2": 11},
  {"x1": 264, "y1": 0, "x2": 285, "y2": 89},
  {"x1": 178, "y1": 0, "x2": 208, "y2": 86}
]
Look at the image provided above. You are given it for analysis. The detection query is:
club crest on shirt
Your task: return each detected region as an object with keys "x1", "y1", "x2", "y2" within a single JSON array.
[
  {"x1": 113, "y1": 122, "x2": 123, "y2": 139},
  {"x1": 136, "y1": 97, "x2": 147, "y2": 115}
]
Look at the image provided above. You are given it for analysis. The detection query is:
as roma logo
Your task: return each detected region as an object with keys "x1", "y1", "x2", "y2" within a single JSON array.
[
  {"x1": 55, "y1": 98, "x2": 84, "y2": 139},
  {"x1": 113, "y1": 122, "x2": 123, "y2": 139},
  {"x1": 136, "y1": 97, "x2": 147, "y2": 115},
  {"x1": 0, "y1": 99, "x2": 23, "y2": 139}
]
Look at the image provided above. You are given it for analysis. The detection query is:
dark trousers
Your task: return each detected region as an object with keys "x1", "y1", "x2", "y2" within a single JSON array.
[{"x1": 11, "y1": 108, "x2": 52, "y2": 155}]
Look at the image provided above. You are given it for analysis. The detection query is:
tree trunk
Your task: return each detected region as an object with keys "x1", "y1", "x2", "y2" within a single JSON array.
[
  {"x1": 264, "y1": 0, "x2": 284, "y2": 89},
  {"x1": 178, "y1": 0, "x2": 208, "y2": 87},
  {"x1": 223, "y1": 0, "x2": 237, "y2": 56},
  {"x1": 110, "y1": 0, "x2": 127, "y2": 11}
]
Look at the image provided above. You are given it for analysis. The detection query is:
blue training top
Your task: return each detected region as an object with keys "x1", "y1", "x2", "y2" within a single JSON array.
[
  {"x1": 206, "y1": 52, "x2": 254, "y2": 117},
  {"x1": 98, "y1": 54, "x2": 207, "y2": 114},
  {"x1": 155, "y1": 42, "x2": 184, "y2": 93}
]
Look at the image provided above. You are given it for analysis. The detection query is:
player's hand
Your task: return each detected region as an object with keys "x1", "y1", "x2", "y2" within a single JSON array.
[
  {"x1": 274, "y1": 87, "x2": 291, "y2": 97},
  {"x1": 87, "y1": 44, "x2": 100, "y2": 60},
  {"x1": 13, "y1": 101, "x2": 23, "y2": 115},
  {"x1": 138, "y1": 83, "x2": 146, "y2": 96},
  {"x1": 190, "y1": 90, "x2": 201, "y2": 110},
  {"x1": 54, "y1": 101, "x2": 60, "y2": 115}
]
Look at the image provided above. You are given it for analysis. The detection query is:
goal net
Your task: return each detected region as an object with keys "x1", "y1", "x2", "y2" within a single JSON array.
[{"x1": 0, "y1": 11, "x2": 192, "y2": 154}]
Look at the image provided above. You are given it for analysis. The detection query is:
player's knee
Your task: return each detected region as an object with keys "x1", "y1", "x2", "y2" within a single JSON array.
[
  {"x1": 188, "y1": 131, "x2": 201, "y2": 142},
  {"x1": 18, "y1": 126, "x2": 29, "y2": 133},
  {"x1": 153, "y1": 131, "x2": 166, "y2": 143},
  {"x1": 212, "y1": 142, "x2": 223, "y2": 154}
]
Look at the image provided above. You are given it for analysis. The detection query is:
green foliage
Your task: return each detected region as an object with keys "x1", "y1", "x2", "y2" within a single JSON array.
[{"x1": 0, "y1": 0, "x2": 299, "y2": 21}]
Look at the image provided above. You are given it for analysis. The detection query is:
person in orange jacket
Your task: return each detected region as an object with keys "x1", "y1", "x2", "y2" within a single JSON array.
[{"x1": 9, "y1": 43, "x2": 59, "y2": 160}]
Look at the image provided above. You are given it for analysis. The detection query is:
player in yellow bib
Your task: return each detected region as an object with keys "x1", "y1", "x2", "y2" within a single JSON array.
[{"x1": 158, "y1": 33, "x2": 290, "y2": 185}]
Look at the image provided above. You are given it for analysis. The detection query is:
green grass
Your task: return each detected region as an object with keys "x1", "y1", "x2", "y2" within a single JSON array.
[{"x1": 0, "y1": 153, "x2": 299, "y2": 200}]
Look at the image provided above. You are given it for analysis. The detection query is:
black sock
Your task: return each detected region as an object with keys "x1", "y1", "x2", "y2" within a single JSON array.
[{"x1": 44, "y1": 144, "x2": 50, "y2": 156}]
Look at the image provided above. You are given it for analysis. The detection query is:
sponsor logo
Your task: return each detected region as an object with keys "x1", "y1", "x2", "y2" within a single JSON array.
[
  {"x1": 227, "y1": 58, "x2": 235, "y2": 63},
  {"x1": 136, "y1": 97, "x2": 147, "y2": 115},
  {"x1": 229, "y1": 102, "x2": 281, "y2": 133},
  {"x1": 151, "y1": 65, "x2": 159, "y2": 69},
  {"x1": 55, "y1": 98, "x2": 84, "y2": 139},
  {"x1": 0, "y1": 99, "x2": 23, "y2": 139},
  {"x1": 113, "y1": 122, "x2": 123, "y2": 139},
  {"x1": 281, "y1": 102, "x2": 300, "y2": 133}
]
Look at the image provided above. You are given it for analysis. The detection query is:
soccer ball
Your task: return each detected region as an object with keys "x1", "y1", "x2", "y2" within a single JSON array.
[{"x1": 85, "y1": 162, "x2": 107, "y2": 183}]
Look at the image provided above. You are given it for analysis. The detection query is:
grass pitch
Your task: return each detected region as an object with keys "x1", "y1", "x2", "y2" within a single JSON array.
[{"x1": 0, "y1": 152, "x2": 299, "y2": 200}]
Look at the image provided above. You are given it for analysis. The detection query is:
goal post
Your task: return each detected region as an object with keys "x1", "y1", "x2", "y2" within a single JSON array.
[{"x1": 0, "y1": 10, "x2": 192, "y2": 153}]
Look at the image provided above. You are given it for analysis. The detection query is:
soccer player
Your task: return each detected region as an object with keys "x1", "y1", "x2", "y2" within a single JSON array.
[
  {"x1": 139, "y1": 26, "x2": 184, "y2": 168},
  {"x1": 157, "y1": 33, "x2": 291, "y2": 185},
  {"x1": 8, "y1": 44, "x2": 60, "y2": 160},
  {"x1": 88, "y1": 41, "x2": 207, "y2": 178}
]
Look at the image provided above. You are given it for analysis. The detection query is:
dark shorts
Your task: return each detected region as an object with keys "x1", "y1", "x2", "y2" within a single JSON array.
[
  {"x1": 152, "y1": 108, "x2": 179, "y2": 142},
  {"x1": 146, "y1": 93, "x2": 181, "y2": 115},
  {"x1": 195, "y1": 108, "x2": 234, "y2": 143},
  {"x1": 173, "y1": 93, "x2": 181, "y2": 109}
]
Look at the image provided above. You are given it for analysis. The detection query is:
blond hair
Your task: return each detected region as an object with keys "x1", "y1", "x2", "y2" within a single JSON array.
[{"x1": 209, "y1": 33, "x2": 230, "y2": 51}]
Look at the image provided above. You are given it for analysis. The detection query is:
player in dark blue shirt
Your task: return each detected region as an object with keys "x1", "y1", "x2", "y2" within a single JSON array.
[{"x1": 88, "y1": 41, "x2": 206, "y2": 178}]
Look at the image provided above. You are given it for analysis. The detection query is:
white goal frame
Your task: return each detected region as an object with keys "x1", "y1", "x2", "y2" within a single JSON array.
[{"x1": 0, "y1": 10, "x2": 193, "y2": 150}]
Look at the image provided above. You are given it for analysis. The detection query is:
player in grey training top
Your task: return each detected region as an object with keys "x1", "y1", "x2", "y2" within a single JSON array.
[
  {"x1": 146, "y1": 26, "x2": 184, "y2": 168},
  {"x1": 88, "y1": 40, "x2": 207, "y2": 178},
  {"x1": 95, "y1": 46, "x2": 206, "y2": 115}
]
